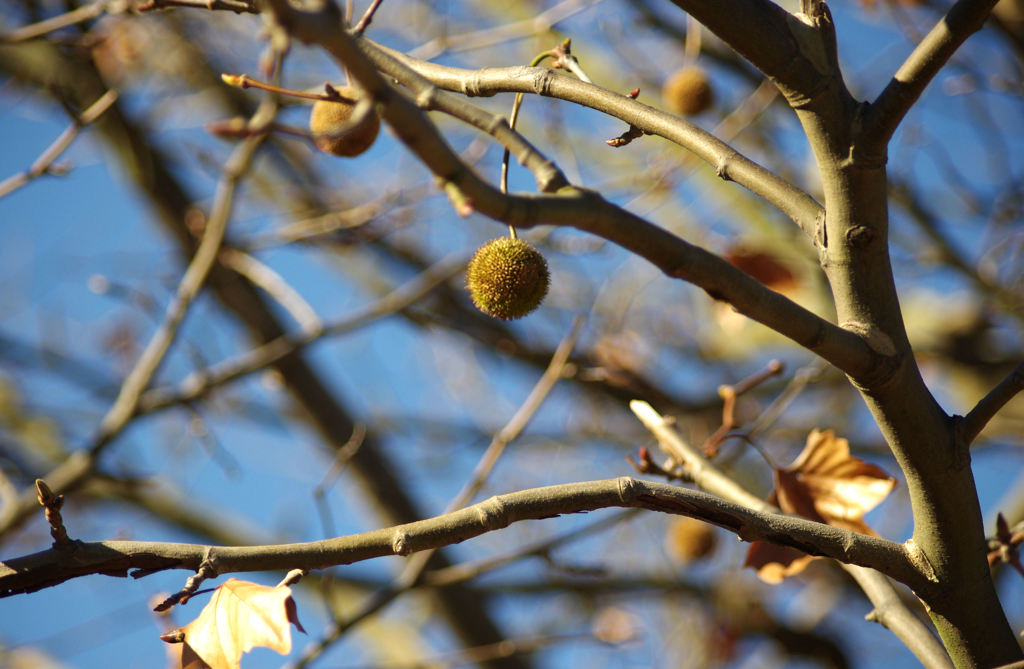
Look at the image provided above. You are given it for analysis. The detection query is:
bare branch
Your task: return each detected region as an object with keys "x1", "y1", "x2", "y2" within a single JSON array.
[
  {"x1": 665, "y1": 0, "x2": 841, "y2": 106},
  {"x1": 135, "y1": 254, "x2": 464, "y2": 415},
  {"x1": 261, "y1": 5, "x2": 876, "y2": 380},
  {"x1": 0, "y1": 2, "x2": 108, "y2": 42},
  {"x1": 352, "y1": 0, "x2": 384, "y2": 35},
  {"x1": 960, "y1": 361, "x2": 1024, "y2": 444},
  {"x1": 137, "y1": 0, "x2": 258, "y2": 14},
  {"x1": 847, "y1": 564, "x2": 954, "y2": 669},
  {"x1": 218, "y1": 248, "x2": 323, "y2": 334},
  {"x1": 0, "y1": 90, "x2": 118, "y2": 199},
  {"x1": 293, "y1": 316, "x2": 584, "y2": 665},
  {"x1": 408, "y1": 0, "x2": 600, "y2": 60},
  {"x1": 864, "y1": 0, "x2": 999, "y2": 149},
  {"x1": 365, "y1": 39, "x2": 823, "y2": 237},
  {"x1": 631, "y1": 400, "x2": 952, "y2": 667},
  {"x1": 0, "y1": 127, "x2": 269, "y2": 535},
  {"x1": 0, "y1": 477, "x2": 922, "y2": 597}
]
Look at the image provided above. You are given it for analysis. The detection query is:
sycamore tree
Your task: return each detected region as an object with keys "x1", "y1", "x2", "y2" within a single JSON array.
[{"x1": 1, "y1": 0, "x2": 1023, "y2": 667}]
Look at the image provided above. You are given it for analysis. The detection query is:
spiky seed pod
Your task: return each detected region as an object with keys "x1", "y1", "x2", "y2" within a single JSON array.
[
  {"x1": 467, "y1": 237, "x2": 550, "y2": 320},
  {"x1": 309, "y1": 86, "x2": 380, "y2": 157},
  {"x1": 662, "y1": 67, "x2": 714, "y2": 116}
]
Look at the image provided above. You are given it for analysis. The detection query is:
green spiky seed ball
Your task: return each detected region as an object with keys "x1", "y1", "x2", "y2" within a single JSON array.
[
  {"x1": 467, "y1": 237, "x2": 550, "y2": 320},
  {"x1": 309, "y1": 86, "x2": 380, "y2": 157}
]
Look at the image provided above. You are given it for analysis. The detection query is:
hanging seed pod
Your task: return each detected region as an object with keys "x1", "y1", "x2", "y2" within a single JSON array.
[
  {"x1": 467, "y1": 237, "x2": 550, "y2": 320},
  {"x1": 309, "y1": 86, "x2": 380, "y2": 157},
  {"x1": 662, "y1": 67, "x2": 714, "y2": 116}
]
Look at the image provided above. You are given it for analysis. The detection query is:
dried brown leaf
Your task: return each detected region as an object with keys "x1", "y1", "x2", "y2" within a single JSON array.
[{"x1": 745, "y1": 429, "x2": 896, "y2": 582}]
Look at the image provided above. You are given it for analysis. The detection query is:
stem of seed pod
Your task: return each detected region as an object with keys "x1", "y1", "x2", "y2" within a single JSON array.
[
  {"x1": 684, "y1": 13, "x2": 702, "y2": 65},
  {"x1": 221, "y1": 73, "x2": 348, "y2": 102},
  {"x1": 501, "y1": 50, "x2": 559, "y2": 241}
]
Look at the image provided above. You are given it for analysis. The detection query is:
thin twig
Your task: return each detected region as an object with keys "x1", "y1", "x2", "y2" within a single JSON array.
[
  {"x1": 0, "y1": 111, "x2": 273, "y2": 536},
  {"x1": 135, "y1": 255, "x2": 465, "y2": 415},
  {"x1": 960, "y1": 361, "x2": 1024, "y2": 444},
  {"x1": 219, "y1": 248, "x2": 323, "y2": 334},
  {"x1": 154, "y1": 549, "x2": 219, "y2": 611},
  {"x1": 352, "y1": 0, "x2": 385, "y2": 36},
  {"x1": 0, "y1": 2, "x2": 108, "y2": 42},
  {"x1": 408, "y1": 0, "x2": 601, "y2": 60},
  {"x1": 0, "y1": 90, "x2": 118, "y2": 199},
  {"x1": 448, "y1": 314, "x2": 584, "y2": 510},
  {"x1": 137, "y1": 0, "x2": 257, "y2": 14},
  {"x1": 701, "y1": 359, "x2": 784, "y2": 457}
]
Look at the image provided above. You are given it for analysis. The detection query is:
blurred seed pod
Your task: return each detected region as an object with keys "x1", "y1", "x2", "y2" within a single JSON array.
[
  {"x1": 309, "y1": 86, "x2": 380, "y2": 157},
  {"x1": 662, "y1": 67, "x2": 714, "y2": 115}
]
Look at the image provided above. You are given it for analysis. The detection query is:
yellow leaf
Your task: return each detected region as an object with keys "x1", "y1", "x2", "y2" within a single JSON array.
[{"x1": 168, "y1": 579, "x2": 305, "y2": 669}]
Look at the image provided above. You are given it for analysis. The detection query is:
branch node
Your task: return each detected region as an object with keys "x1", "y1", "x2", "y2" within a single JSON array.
[
  {"x1": 392, "y1": 529, "x2": 412, "y2": 556},
  {"x1": 475, "y1": 497, "x2": 510, "y2": 531},
  {"x1": 840, "y1": 320, "x2": 896, "y2": 357},
  {"x1": 616, "y1": 476, "x2": 642, "y2": 504},
  {"x1": 154, "y1": 548, "x2": 220, "y2": 611}
]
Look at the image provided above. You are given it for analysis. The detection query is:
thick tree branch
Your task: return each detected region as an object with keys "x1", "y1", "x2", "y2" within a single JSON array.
[
  {"x1": 959, "y1": 361, "x2": 1024, "y2": 444},
  {"x1": 864, "y1": 0, "x2": 1000, "y2": 150},
  {"x1": 666, "y1": 0, "x2": 845, "y2": 107},
  {"x1": 631, "y1": 400, "x2": 952, "y2": 667},
  {"x1": 263, "y1": 3, "x2": 877, "y2": 381},
  {"x1": 363, "y1": 39, "x2": 823, "y2": 237},
  {"x1": 0, "y1": 477, "x2": 922, "y2": 598}
]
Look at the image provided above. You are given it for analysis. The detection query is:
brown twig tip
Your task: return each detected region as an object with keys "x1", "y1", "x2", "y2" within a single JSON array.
[
  {"x1": 35, "y1": 479, "x2": 58, "y2": 507},
  {"x1": 606, "y1": 125, "x2": 644, "y2": 148},
  {"x1": 35, "y1": 479, "x2": 71, "y2": 546},
  {"x1": 159, "y1": 629, "x2": 186, "y2": 644},
  {"x1": 221, "y1": 73, "x2": 249, "y2": 88}
]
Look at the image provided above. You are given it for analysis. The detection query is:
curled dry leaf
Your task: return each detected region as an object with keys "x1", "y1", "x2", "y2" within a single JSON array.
[
  {"x1": 745, "y1": 429, "x2": 897, "y2": 583},
  {"x1": 164, "y1": 578, "x2": 305, "y2": 669}
]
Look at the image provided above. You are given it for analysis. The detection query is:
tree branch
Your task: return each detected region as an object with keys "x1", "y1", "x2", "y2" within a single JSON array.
[
  {"x1": 261, "y1": 3, "x2": 877, "y2": 381},
  {"x1": 665, "y1": 0, "x2": 843, "y2": 106},
  {"x1": 959, "y1": 361, "x2": 1024, "y2": 444},
  {"x1": 0, "y1": 89, "x2": 118, "y2": 199},
  {"x1": 631, "y1": 400, "x2": 951, "y2": 667},
  {"x1": 846, "y1": 564, "x2": 953, "y2": 669},
  {"x1": 0, "y1": 477, "x2": 922, "y2": 598},
  {"x1": 864, "y1": 0, "x2": 999, "y2": 150},
  {"x1": 363, "y1": 39, "x2": 823, "y2": 237},
  {"x1": 135, "y1": 254, "x2": 462, "y2": 414}
]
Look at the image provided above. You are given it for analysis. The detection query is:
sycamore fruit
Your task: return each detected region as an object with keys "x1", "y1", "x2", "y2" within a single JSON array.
[
  {"x1": 662, "y1": 67, "x2": 714, "y2": 116},
  {"x1": 467, "y1": 237, "x2": 549, "y2": 320},
  {"x1": 665, "y1": 516, "x2": 717, "y2": 564},
  {"x1": 309, "y1": 86, "x2": 380, "y2": 157}
]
